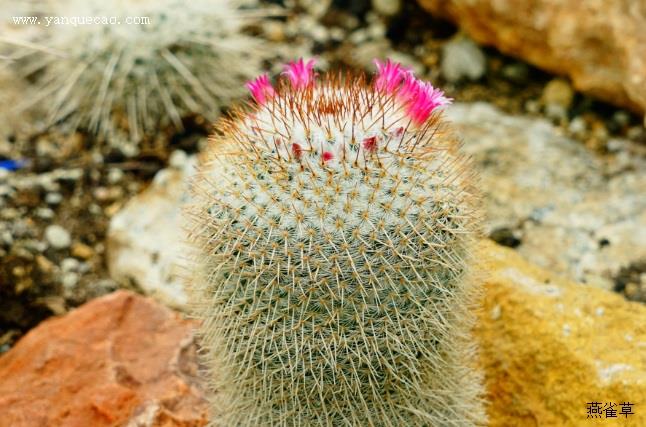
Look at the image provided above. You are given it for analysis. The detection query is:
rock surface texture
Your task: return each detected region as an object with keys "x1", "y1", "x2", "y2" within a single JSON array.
[
  {"x1": 107, "y1": 158, "x2": 195, "y2": 309},
  {"x1": 418, "y1": 0, "x2": 646, "y2": 117},
  {"x1": 448, "y1": 102, "x2": 646, "y2": 291},
  {"x1": 1, "y1": 243, "x2": 644, "y2": 425},
  {"x1": 478, "y1": 240, "x2": 646, "y2": 426},
  {"x1": 0, "y1": 291, "x2": 207, "y2": 427}
]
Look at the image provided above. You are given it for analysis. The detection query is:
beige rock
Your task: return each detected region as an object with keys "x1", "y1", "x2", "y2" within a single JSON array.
[
  {"x1": 418, "y1": 0, "x2": 646, "y2": 118},
  {"x1": 107, "y1": 160, "x2": 195, "y2": 309}
]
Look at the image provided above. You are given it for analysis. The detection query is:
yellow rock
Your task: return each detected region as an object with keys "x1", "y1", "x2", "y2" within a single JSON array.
[{"x1": 477, "y1": 240, "x2": 646, "y2": 426}]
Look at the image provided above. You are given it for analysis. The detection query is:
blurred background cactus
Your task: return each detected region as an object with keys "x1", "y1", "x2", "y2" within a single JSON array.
[
  {"x1": 186, "y1": 59, "x2": 485, "y2": 426},
  {"x1": 5, "y1": 0, "x2": 271, "y2": 143}
]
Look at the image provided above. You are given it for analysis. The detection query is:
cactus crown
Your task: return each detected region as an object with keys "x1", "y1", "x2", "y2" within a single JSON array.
[{"x1": 187, "y1": 59, "x2": 485, "y2": 426}]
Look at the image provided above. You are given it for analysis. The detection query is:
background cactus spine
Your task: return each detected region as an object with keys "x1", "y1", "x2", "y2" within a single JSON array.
[
  {"x1": 186, "y1": 58, "x2": 486, "y2": 426},
  {"x1": 6, "y1": 0, "x2": 269, "y2": 142}
]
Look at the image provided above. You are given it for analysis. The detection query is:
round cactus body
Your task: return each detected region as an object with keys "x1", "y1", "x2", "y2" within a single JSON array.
[{"x1": 187, "y1": 59, "x2": 485, "y2": 426}]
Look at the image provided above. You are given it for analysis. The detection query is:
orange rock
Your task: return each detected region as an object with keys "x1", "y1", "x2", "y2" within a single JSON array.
[
  {"x1": 418, "y1": 0, "x2": 646, "y2": 117},
  {"x1": 0, "y1": 291, "x2": 207, "y2": 427}
]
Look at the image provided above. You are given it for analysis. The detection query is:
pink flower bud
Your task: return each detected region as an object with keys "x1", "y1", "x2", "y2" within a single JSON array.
[
  {"x1": 245, "y1": 74, "x2": 275, "y2": 105},
  {"x1": 282, "y1": 58, "x2": 317, "y2": 89}
]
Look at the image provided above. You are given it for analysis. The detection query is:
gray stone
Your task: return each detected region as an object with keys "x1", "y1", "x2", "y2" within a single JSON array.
[
  {"x1": 61, "y1": 257, "x2": 80, "y2": 272},
  {"x1": 45, "y1": 192, "x2": 63, "y2": 205},
  {"x1": 106, "y1": 168, "x2": 124, "y2": 184},
  {"x1": 44, "y1": 225, "x2": 71, "y2": 250},
  {"x1": 35, "y1": 207, "x2": 54, "y2": 220},
  {"x1": 445, "y1": 102, "x2": 646, "y2": 290},
  {"x1": 441, "y1": 36, "x2": 486, "y2": 82},
  {"x1": 0, "y1": 230, "x2": 13, "y2": 247},
  {"x1": 61, "y1": 271, "x2": 79, "y2": 289},
  {"x1": 568, "y1": 116, "x2": 587, "y2": 138}
]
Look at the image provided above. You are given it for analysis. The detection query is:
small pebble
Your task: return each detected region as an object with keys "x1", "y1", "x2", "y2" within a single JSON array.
[
  {"x1": 91, "y1": 151, "x2": 104, "y2": 164},
  {"x1": 262, "y1": 21, "x2": 285, "y2": 43},
  {"x1": 309, "y1": 25, "x2": 329, "y2": 43},
  {"x1": 35, "y1": 254, "x2": 55, "y2": 274},
  {"x1": 22, "y1": 239, "x2": 46, "y2": 253},
  {"x1": 36, "y1": 207, "x2": 55, "y2": 220},
  {"x1": 71, "y1": 242, "x2": 94, "y2": 260},
  {"x1": 625, "y1": 282, "x2": 639, "y2": 299},
  {"x1": 93, "y1": 187, "x2": 111, "y2": 202},
  {"x1": 542, "y1": 78, "x2": 574, "y2": 110},
  {"x1": 45, "y1": 192, "x2": 63, "y2": 205},
  {"x1": 329, "y1": 27, "x2": 345, "y2": 42},
  {"x1": 501, "y1": 62, "x2": 529, "y2": 83},
  {"x1": 568, "y1": 116, "x2": 587, "y2": 138},
  {"x1": 627, "y1": 126, "x2": 644, "y2": 140},
  {"x1": 545, "y1": 104, "x2": 568, "y2": 122},
  {"x1": 372, "y1": 0, "x2": 401, "y2": 16},
  {"x1": 611, "y1": 110, "x2": 631, "y2": 128},
  {"x1": 89, "y1": 204, "x2": 102, "y2": 215},
  {"x1": 524, "y1": 100, "x2": 540, "y2": 114},
  {"x1": 0, "y1": 230, "x2": 13, "y2": 247},
  {"x1": 61, "y1": 257, "x2": 80, "y2": 272},
  {"x1": 44, "y1": 224, "x2": 71, "y2": 250},
  {"x1": 367, "y1": 22, "x2": 386, "y2": 40},
  {"x1": 0, "y1": 184, "x2": 12, "y2": 198},
  {"x1": 107, "y1": 168, "x2": 124, "y2": 184},
  {"x1": 169, "y1": 150, "x2": 188, "y2": 169},
  {"x1": 590, "y1": 119, "x2": 609, "y2": 140},
  {"x1": 441, "y1": 36, "x2": 486, "y2": 83},
  {"x1": 55, "y1": 168, "x2": 83, "y2": 183},
  {"x1": 77, "y1": 262, "x2": 90, "y2": 274},
  {"x1": 349, "y1": 29, "x2": 368, "y2": 44},
  {"x1": 117, "y1": 141, "x2": 139, "y2": 158},
  {"x1": 61, "y1": 272, "x2": 79, "y2": 289},
  {"x1": 36, "y1": 138, "x2": 56, "y2": 158}
]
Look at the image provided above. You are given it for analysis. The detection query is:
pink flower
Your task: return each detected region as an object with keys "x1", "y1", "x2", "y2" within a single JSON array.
[
  {"x1": 396, "y1": 74, "x2": 451, "y2": 125},
  {"x1": 245, "y1": 74, "x2": 275, "y2": 105},
  {"x1": 373, "y1": 59, "x2": 409, "y2": 94},
  {"x1": 397, "y1": 72, "x2": 420, "y2": 103},
  {"x1": 282, "y1": 58, "x2": 317, "y2": 89}
]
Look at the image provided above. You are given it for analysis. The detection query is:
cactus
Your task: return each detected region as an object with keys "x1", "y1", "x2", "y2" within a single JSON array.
[
  {"x1": 9, "y1": 0, "x2": 269, "y2": 142},
  {"x1": 186, "y1": 58, "x2": 486, "y2": 426}
]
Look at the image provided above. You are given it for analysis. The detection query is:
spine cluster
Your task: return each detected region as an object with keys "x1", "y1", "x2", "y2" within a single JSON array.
[{"x1": 187, "y1": 58, "x2": 485, "y2": 426}]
